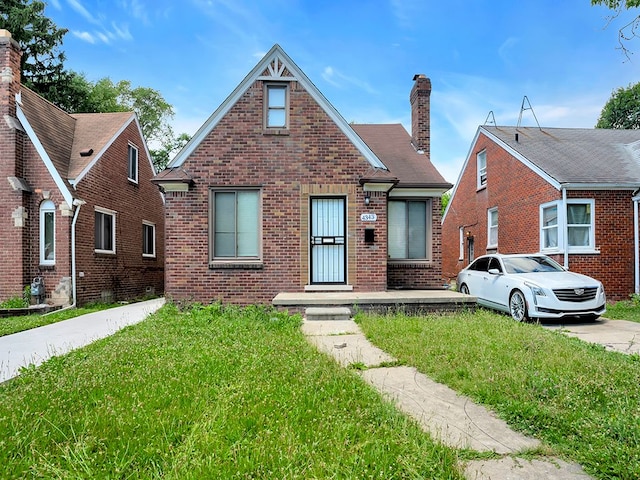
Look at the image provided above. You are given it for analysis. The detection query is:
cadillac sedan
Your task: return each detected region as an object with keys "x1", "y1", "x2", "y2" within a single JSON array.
[{"x1": 457, "y1": 254, "x2": 606, "y2": 322}]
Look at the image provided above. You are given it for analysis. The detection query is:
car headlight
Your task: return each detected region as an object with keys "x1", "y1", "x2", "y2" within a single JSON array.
[{"x1": 525, "y1": 282, "x2": 546, "y2": 297}]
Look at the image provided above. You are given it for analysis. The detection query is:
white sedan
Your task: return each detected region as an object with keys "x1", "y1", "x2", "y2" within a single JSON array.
[{"x1": 456, "y1": 254, "x2": 606, "y2": 322}]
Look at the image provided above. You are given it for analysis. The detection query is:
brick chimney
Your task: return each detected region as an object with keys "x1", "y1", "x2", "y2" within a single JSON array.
[
  {"x1": 410, "y1": 73, "x2": 431, "y2": 155},
  {"x1": 0, "y1": 29, "x2": 21, "y2": 121}
]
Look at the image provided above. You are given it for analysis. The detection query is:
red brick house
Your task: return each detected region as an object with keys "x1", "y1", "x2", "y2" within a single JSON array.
[
  {"x1": 153, "y1": 44, "x2": 451, "y2": 305},
  {"x1": 0, "y1": 30, "x2": 164, "y2": 306},
  {"x1": 442, "y1": 125, "x2": 640, "y2": 301}
]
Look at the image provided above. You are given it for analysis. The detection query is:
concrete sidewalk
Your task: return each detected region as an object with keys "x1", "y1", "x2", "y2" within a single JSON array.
[
  {"x1": 0, "y1": 297, "x2": 165, "y2": 383},
  {"x1": 302, "y1": 318, "x2": 592, "y2": 479}
]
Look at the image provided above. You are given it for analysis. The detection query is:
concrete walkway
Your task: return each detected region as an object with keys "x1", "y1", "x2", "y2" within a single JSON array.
[
  {"x1": 543, "y1": 317, "x2": 640, "y2": 355},
  {"x1": 302, "y1": 318, "x2": 592, "y2": 479},
  {"x1": 0, "y1": 297, "x2": 165, "y2": 383}
]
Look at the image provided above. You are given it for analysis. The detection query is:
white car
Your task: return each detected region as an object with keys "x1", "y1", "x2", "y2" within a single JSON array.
[{"x1": 456, "y1": 254, "x2": 606, "y2": 322}]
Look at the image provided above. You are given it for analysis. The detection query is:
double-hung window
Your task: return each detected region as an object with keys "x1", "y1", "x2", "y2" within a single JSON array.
[
  {"x1": 40, "y1": 200, "x2": 55, "y2": 265},
  {"x1": 143, "y1": 221, "x2": 156, "y2": 258},
  {"x1": 128, "y1": 144, "x2": 138, "y2": 183},
  {"x1": 477, "y1": 150, "x2": 487, "y2": 189},
  {"x1": 210, "y1": 189, "x2": 261, "y2": 261},
  {"x1": 487, "y1": 207, "x2": 498, "y2": 248},
  {"x1": 264, "y1": 83, "x2": 288, "y2": 129},
  {"x1": 95, "y1": 207, "x2": 116, "y2": 254},
  {"x1": 388, "y1": 199, "x2": 431, "y2": 260},
  {"x1": 540, "y1": 199, "x2": 595, "y2": 253}
]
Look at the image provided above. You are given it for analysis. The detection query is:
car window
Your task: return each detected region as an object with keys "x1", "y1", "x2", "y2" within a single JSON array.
[
  {"x1": 502, "y1": 256, "x2": 564, "y2": 274},
  {"x1": 470, "y1": 257, "x2": 490, "y2": 272},
  {"x1": 488, "y1": 258, "x2": 503, "y2": 273}
]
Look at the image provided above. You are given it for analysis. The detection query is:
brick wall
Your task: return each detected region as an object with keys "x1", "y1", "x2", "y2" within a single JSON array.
[
  {"x1": 442, "y1": 132, "x2": 636, "y2": 301},
  {"x1": 164, "y1": 80, "x2": 393, "y2": 305}
]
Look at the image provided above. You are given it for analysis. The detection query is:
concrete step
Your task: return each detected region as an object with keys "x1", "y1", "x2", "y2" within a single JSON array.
[{"x1": 305, "y1": 306, "x2": 352, "y2": 321}]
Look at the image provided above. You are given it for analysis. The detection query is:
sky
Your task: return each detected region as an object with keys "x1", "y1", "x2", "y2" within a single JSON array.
[{"x1": 41, "y1": 0, "x2": 640, "y2": 183}]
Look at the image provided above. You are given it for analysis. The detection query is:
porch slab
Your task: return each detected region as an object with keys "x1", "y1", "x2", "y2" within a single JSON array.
[{"x1": 273, "y1": 289, "x2": 476, "y2": 314}]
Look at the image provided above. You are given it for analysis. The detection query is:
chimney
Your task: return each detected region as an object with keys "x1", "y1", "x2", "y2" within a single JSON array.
[
  {"x1": 410, "y1": 73, "x2": 431, "y2": 155},
  {"x1": 0, "y1": 29, "x2": 22, "y2": 120}
]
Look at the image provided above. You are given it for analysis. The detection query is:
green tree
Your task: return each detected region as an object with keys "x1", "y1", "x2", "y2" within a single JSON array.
[
  {"x1": 0, "y1": 0, "x2": 70, "y2": 102},
  {"x1": 596, "y1": 82, "x2": 640, "y2": 128}
]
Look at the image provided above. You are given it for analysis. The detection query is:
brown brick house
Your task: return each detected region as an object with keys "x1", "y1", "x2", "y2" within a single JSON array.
[
  {"x1": 153, "y1": 44, "x2": 451, "y2": 305},
  {"x1": 0, "y1": 30, "x2": 164, "y2": 306},
  {"x1": 442, "y1": 125, "x2": 640, "y2": 301}
]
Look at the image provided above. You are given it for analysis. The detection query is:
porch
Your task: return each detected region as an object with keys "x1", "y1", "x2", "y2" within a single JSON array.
[{"x1": 272, "y1": 289, "x2": 477, "y2": 316}]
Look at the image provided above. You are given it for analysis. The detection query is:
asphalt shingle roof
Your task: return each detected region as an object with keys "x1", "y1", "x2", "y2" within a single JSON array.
[{"x1": 483, "y1": 126, "x2": 640, "y2": 186}]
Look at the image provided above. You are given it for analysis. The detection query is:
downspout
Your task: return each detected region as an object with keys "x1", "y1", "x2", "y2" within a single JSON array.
[
  {"x1": 562, "y1": 187, "x2": 568, "y2": 269},
  {"x1": 44, "y1": 199, "x2": 84, "y2": 315},
  {"x1": 634, "y1": 195, "x2": 640, "y2": 294}
]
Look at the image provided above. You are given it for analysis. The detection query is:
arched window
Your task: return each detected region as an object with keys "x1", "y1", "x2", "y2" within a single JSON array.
[{"x1": 40, "y1": 200, "x2": 55, "y2": 265}]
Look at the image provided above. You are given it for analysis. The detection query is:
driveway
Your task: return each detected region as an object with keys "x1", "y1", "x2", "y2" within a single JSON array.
[{"x1": 542, "y1": 317, "x2": 640, "y2": 355}]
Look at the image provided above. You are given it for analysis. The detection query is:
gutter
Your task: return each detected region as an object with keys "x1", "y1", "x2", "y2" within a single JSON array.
[
  {"x1": 562, "y1": 187, "x2": 569, "y2": 270},
  {"x1": 635, "y1": 194, "x2": 640, "y2": 294}
]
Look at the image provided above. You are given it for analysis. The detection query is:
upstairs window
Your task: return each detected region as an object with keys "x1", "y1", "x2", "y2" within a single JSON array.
[
  {"x1": 477, "y1": 150, "x2": 487, "y2": 189},
  {"x1": 128, "y1": 144, "x2": 138, "y2": 183},
  {"x1": 95, "y1": 207, "x2": 116, "y2": 254},
  {"x1": 40, "y1": 200, "x2": 55, "y2": 265},
  {"x1": 143, "y1": 221, "x2": 156, "y2": 258},
  {"x1": 264, "y1": 84, "x2": 288, "y2": 129}
]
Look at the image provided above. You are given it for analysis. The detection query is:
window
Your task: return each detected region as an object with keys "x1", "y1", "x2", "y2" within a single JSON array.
[
  {"x1": 143, "y1": 221, "x2": 156, "y2": 257},
  {"x1": 477, "y1": 150, "x2": 487, "y2": 189},
  {"x1": 487, "y1": 208, "x2": 498, "y2": 248},
  {"x1": 95, "y1": 207, "x2": 116, "y2": 253},
  {"x1": 40, "y1": 200, "x2": 55, "y2": 265},
  {"x1": 128, "y1": 144, "x2": 138, "y2": 183},
  {"x1": 459, "y1": 227, "x2": 464, "y2": 260},
  {"x1": 265, "y1": 84, "x2": 288, "y2": 129},
  {"x1": 388, "y1": 199, "x2": 431, "y2": 260},
  {"x1": 540, "y1": 199, "x2": 595, "y2": 253},
  {"x1": 210, "y1": 189, "x2": 260, "y2": 261}
]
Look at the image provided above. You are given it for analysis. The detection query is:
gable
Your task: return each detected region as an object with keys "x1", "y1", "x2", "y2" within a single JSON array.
[{"x1": 168, "y1": 44, "x2": 386, "y2": 171}]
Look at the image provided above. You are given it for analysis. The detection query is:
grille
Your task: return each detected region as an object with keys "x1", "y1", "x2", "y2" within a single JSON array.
[{"x1": 553, "y1": 287, "x2": 598, "y2": 302}]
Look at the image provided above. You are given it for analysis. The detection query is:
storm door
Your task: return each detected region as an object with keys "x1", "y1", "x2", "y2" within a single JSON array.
[{"x1": 310, "y1": 197, "x2": 346, "y2": 284}]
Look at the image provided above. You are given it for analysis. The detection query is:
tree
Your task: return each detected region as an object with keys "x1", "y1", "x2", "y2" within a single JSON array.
[
  {"x1": 592, "y1": 0, "x2": 640, "y2": 57},
  {"x1": 596, "y1": 82, "x2": 640, "y2": 128},
  {"x1": 0, "y1": 0, "x2": 69, "y2": 101}
]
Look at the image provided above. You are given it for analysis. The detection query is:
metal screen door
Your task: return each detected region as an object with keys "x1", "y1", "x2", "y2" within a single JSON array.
[{"x1": 310, "y1": 197, "x2": 346, "y2": 284}]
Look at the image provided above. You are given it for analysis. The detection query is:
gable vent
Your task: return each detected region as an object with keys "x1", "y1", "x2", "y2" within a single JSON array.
[{"x1": 80, "y1": 148, "x2": 93, "y2": 157}]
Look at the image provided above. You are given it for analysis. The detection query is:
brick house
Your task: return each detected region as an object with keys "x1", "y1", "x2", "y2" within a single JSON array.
[
  {"x1": 0, "y1": 30, "x2": 164, "y2": 306},
  {"x1": 442, "y1": 125, "x2": 640, "y2": 301},
  {"x1": 153, "y1": 44, "x2": 451, "y2": 305}
]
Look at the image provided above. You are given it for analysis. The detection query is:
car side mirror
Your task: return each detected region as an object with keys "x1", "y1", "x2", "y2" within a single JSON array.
[{"x1": 488, "y1": 268, "x2": 502, "y2": 275}]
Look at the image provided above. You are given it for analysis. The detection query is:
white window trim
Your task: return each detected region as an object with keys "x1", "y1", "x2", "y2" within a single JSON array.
[
  {"x1": 128, "y1": 143, "x2": 139, "y2": 184},
  {"x1": 264, "y1": 83, "x2": 289, "y2": 130},
  {"x1": 487, "y1": 207, "x2": 498, "y2": 249},
  {"x1": 539, "y1": 199, "x2": 597, "y2": 254},
  {"x1": 458, "y1": 227, "x2": 464, "y2": 261},
  {"x1": 387, "y1": 198, "x2": 433, "y2": 262},
  {"x1": 95, "y1": 206, "x2": 117, "y2": 254},
  {"x1": 476, "y1": 150, "x2": 487, "y2": 190},
  {"x1": 40, "y1": 200, "x2": 55, "y2": 265},
  {"x1": 142, "y1": 221, "x2": 156, "y2": 258}
]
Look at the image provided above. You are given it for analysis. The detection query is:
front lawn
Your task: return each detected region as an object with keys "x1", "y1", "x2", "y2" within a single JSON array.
[
  {"x1": 604, "y1": 295, "x2": 640, "y2": 322},
  {"x1": 357, "y1": 309, "x2": 640, "y2": 480},
  {"x1": 0, "y1": 304, "x2": 462, "y2": 479}
]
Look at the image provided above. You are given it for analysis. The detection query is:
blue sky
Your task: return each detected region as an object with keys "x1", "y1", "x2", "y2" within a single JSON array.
[{"x1": 44, "y1": 0, "x2": 640, "y2": 183}]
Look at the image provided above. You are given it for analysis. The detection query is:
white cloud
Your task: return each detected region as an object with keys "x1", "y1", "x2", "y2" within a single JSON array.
[
  {"x1": 72, "y1": 31, "x2": 96, "y2": 44},
  {"x1": 66, "y1": 0, "x2": 98, "y2": 24},
  {"x1": 321, "y1": 66, "x2": 377, "y2": 94}
]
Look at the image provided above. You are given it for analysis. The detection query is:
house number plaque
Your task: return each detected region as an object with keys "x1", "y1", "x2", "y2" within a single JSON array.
[{"x1": 360, "y1": 213, "x2": 377, "y2": 222}]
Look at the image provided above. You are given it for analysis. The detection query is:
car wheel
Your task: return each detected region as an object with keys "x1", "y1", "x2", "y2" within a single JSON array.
[
  {"x1": 459, "y1": 283, "x2": 470, "y2": 295},
  {"x1": 509, "y1": 289, "x2": 528, "y2": 322}
]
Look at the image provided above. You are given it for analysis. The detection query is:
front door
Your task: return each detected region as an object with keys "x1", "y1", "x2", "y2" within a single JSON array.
[{"x1": 310, "y1": 197, "x2": 346, "y2": 284}]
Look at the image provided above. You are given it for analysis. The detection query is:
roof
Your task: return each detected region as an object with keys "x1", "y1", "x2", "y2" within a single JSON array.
[
  {"x1": 352, "y1": 123, "x2": 451, "y2": 189},
  {"x1": 167, "y1": 44, "x2": 386, "y2": 171},
  {"x1": 482, "y1": 126, "x2": 640, "y2": 187},
  {"x1": 17, "y1": 87, "x2": 137, "y2": 199}
]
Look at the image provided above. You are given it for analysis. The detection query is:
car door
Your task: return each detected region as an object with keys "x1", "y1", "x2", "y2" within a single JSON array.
[
  {"x1": 482, "y1": 257, "x2": 508, "y2": 308},
  {"x1": 464, "y1": 257, "x2": 490, "y2": 301}
]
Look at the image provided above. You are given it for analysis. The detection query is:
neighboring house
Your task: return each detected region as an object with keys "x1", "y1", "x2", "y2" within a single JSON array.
[
  {"x1": 442, "y1": 124, "x2": 640, "y2": 301},
  {"x1": 0, "y1": 30, "x2": 164, "y2": 306},
  {"x1": 153, "y1": 44, "x2": 451, "y2": 305}
]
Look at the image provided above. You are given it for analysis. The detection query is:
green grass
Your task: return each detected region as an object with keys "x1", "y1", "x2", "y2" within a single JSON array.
[
  {"x1": 0, "y1": 303, "x2": 119, "y2": 338},
  {"x1": 604, "y1": 297, "x2": 640, "y2": 322},
  {"x1": 356, "y1": 309, "x2": 640, "y2": 480},
  {"x1": 0, "y1": 303, "x2": 462, "y2": 479}
]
